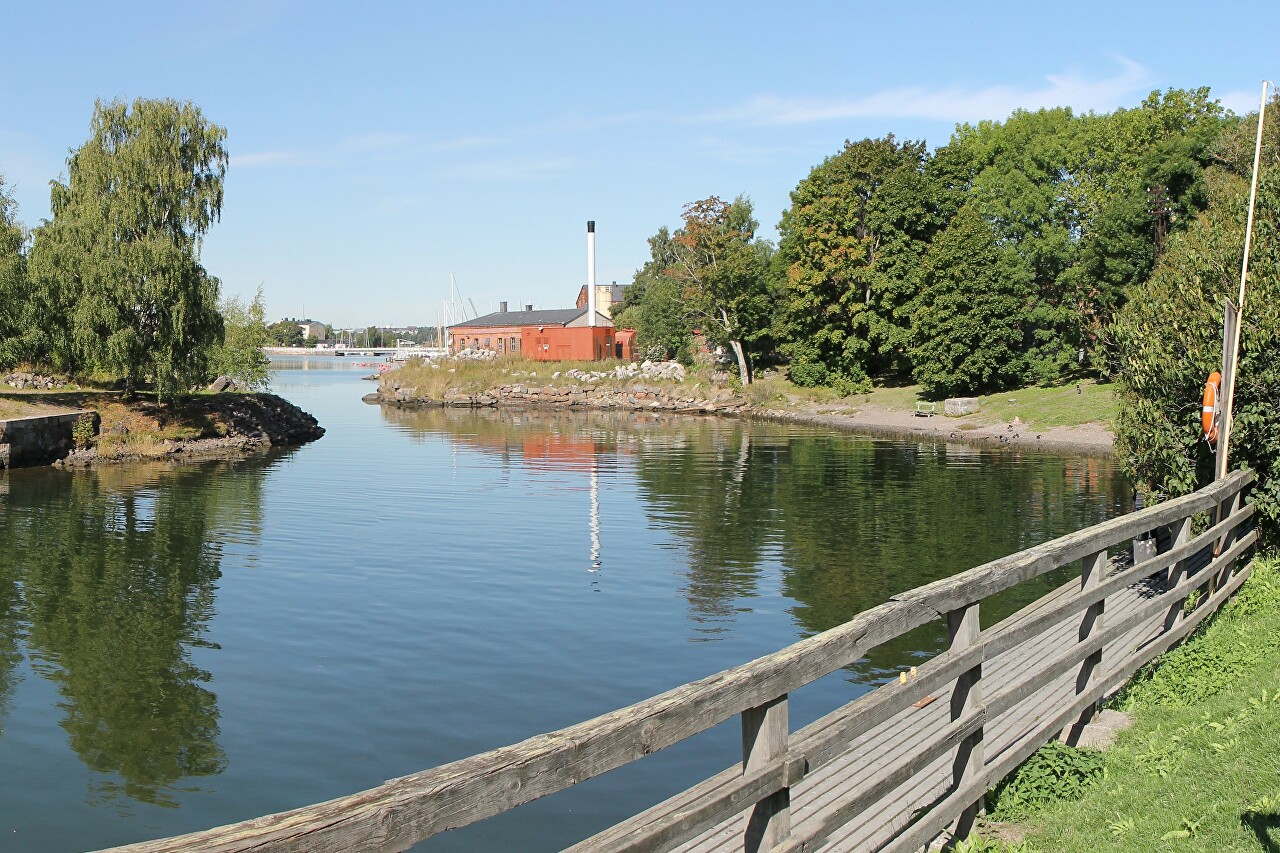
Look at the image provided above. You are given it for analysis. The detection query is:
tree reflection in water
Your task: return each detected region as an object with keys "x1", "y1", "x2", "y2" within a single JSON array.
[
  {"x1": 380, "y1": 406, "x2": 1127, "y2": 679},
  {"x1": 0, "y1": 460, "x2": 268, "y2": 808}
]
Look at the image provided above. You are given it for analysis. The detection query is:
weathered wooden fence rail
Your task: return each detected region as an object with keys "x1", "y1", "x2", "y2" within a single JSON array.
[{"x1": 102, "y1": 469, "x2": 1257, "y2": 853}]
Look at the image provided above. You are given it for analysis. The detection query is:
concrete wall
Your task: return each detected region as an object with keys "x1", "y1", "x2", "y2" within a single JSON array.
[{"x1": 0, "y1": 411, "x2": 99, "y2": 469}]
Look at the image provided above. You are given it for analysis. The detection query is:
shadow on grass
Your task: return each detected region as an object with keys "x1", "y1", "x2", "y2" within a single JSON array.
[
  {"x1": 1243, "y1": 810, "x2": 1280, "y2": 853},
  {"x1": 0, "y1": 391, "x2": 224, "y2": 439}
]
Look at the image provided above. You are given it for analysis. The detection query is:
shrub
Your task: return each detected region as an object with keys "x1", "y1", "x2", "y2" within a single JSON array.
[
  {"x1": 1113, "y1": 167, "x2": 1280, "y2": 543},
  {"x1": 789, "y1": 362, "x2": 828, "y2": 387},
  {"x1": 831, "y1": 371, "x2": 871, "y2": 397},
  {"x1": 985, "y1": 740, "x2": 1105, "y2": 819}
]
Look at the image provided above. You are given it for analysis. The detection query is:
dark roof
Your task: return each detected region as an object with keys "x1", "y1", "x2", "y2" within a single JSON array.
[{"x1": 449, "y1": 308, "x2": 585, "y2": 329}]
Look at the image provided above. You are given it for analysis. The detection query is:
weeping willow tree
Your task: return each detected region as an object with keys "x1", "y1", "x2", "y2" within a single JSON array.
[{"x1": 28, "y1": 98, "x2": 227, "y2": 395}]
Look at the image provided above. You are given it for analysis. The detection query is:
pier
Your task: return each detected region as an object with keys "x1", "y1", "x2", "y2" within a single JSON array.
[{"x1": 101, "y1": 468, "x2": 1256, "y2": 853}]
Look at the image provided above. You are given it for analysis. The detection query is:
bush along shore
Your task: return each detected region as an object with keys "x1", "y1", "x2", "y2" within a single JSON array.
[
  {"x1": 0, "y1": 375, "x2": 324, "y2": 468},
  {"x1": 368, "y1": 358, "x2": 1115, "y2": 453}
]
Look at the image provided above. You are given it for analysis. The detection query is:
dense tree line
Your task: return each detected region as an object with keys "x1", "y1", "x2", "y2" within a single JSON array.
[
  {"x1": 0, "y1": 98, "x2": 267, "y2": 395},
  {"x1": 618, "y1": 88, "x2": 1237, "y2": 395}
]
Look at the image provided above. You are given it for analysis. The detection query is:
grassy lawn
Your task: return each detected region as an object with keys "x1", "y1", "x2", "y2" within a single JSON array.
[
  {"x1": 969, "y1": 556, "x2": 1280, "y2": 852},
  {"x1": 852, "y1": 379, "x2": 1118, "y2": 430}
]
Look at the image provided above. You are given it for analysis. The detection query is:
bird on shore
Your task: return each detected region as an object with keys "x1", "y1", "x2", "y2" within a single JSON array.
[
  {"x1": 949, "y1": 432, "x2": 958, "y2": 438},
  {"x1": 1036, "y1": 434, "x2": 1042, "y2": 440}
]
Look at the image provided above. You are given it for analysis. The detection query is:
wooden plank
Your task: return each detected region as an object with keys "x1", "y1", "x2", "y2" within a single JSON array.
[
  {"x1": 561, "y1": 755, "x2": 804, "y2": 853},
  {"x1": 1066, "y1": 549, "x2": 1108, "y2": 741},
  {"x1": 947, "y1": 602, "x2": 983, "y2": 841},
  {"x1": 742, "y1": 696, "x2": 790, "y2": 852},
  {"x1": 791, "y1": 644, "x2": 981, "y2": 775},
  {"x1": 1163, "y1": 517, "x2": 1194, "y2": 635},
  {"x1": 773, "y1": 706, "x2": 986, "y2": 853}
]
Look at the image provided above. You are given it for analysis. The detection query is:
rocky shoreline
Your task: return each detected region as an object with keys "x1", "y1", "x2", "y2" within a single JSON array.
[
  {"x1": 55, "y1": 393, "x2": 325, "y2": 468},
  {"x1": 369, "y1": 378, "x2": 750, "y2": 415},
  {"x1": 368, "y1": 373, "x2": 1113, "y2": 454}
]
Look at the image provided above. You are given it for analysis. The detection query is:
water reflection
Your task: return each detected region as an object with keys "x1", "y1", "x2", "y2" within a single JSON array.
[
  {"x1": 378, "y1": 405, "x2": 1128, "y2": 663},
  {"x1": 0, "y1": 459, "x2": 274, "y2": 807}
]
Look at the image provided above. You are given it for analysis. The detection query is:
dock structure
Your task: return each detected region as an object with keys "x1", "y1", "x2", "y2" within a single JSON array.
[{"x1": 101, "y1": 469, "x2": 1257, "y2": 853}]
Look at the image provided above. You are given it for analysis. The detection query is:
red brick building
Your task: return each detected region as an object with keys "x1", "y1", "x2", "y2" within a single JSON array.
[{"x1": 448, "y1": 303, "x2": 634, "y2": 361}]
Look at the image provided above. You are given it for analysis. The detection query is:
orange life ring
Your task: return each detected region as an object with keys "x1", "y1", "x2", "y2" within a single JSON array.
[{"x1": 1202, "y1": 371, "x2": 1221, "y2": 442}]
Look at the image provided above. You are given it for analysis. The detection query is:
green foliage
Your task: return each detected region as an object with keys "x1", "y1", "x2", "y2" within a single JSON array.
[
  {"x1": 775, "y1": 135, "x2": 941, "y2": 379},
  {"x1": 207, "y1": 288, "x2": 271, "y2": 390},
  {"x1": 1113, "y1": 165, "x2": 1280, "y2": 540},
  {"x1": 986, "y1": 740, "x2": 1106, "y2": 820},
  {"x1": 0, "y1": 176, "x2": 27, "y2": 368},
  {"x1": 668, "y1": 196, "x2": 774, "y2": 384},
  {"x1": 909, "y1": 205, "x2": 1029, "y2": 396},
  {"x1": 952, "y1": 834, "x2": 1037, "y2": 853},
  {"x1": 830, "y1": 371, "x2": 871, "y2": 397},
  {"x1": 27, "y1": 98, "x2": 227, "y2": 395},
  {"x1": 614, "y1": 227, "x2": 695, "y2": 362},
  {"x1": 267, "y1": 320, "x2": 305, "y2": 347},
  {"x1": 71, "y1": 414, "x2": 96, "y2": 449},
  {"x1": 788, "y1": 362, "x2": 828, "y2": 387}
]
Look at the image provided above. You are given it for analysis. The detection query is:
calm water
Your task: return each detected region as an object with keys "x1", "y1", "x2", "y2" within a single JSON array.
[{"x1": 0, "y1": 364, "x2": 1129, "y2": 851}]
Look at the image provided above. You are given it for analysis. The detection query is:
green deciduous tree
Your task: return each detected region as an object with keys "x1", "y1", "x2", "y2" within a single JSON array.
[
  {"x1": 613, "y1": 227, "x2": 695, "y2": 362},
  {"x1": 208, "y1": 287, "x2": 270, "y2": 390},
  {"x1": 267, "y1": 320, "x2": 305, "y2": 347},
  {"x1": 0, "y1": 177, "x2": 27, "y2": 367},
  {"x1": 28, "y1": 98, "x2": 227, "y2": 395},
  {"x1": 775, "y1": 135, "x2": 941, "y2": 382},
  {"x1": 668, "y1": 196, "x2": 773, "y2": 384},
  {"x1": 909, "y1": 205, "x2": 1029, "y2": 397}
]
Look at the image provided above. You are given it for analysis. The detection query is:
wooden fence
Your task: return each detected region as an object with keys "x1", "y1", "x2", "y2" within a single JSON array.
[{"x1": 103, "y1": 468, "x2": 1257, "y2": 853}]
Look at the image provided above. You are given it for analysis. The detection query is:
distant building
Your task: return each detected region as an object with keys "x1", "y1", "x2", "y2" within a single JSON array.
[
  {"x1": 575, "y1": 282, "x2": 628, "y2": 319},
  {"x1": 447, "y1": 301, "x2": 632, "y2": 361},
  {"x1": 297, "y1": 321, "x2": 327, "y2": 341}
]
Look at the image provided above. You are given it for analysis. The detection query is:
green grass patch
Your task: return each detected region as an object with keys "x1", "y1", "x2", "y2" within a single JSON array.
[
  {"x1": 965, "y1": 556, "x2": 1280, "y2": 852},
  {"x1": 845, "y1": 379, "x2": 1117, "y2": 430}
]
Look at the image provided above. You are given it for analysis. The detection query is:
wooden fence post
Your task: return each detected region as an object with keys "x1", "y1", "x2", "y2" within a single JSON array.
[
  {"x1": 1066, "y1": 550, "x2": 1107, "y2": 744},
  {"x1": 742, "y1": 694, "x2": 790, "y2": 852},
  {"x1": 1164, "y1": 517, "x2": 1193, "y2": 635},
  {"x1": 1214, "y1": 490, "x2": 1244, "y2": 590},
  {"x1": 948, "y1": 603, "x2": 983, "y2": 841}
]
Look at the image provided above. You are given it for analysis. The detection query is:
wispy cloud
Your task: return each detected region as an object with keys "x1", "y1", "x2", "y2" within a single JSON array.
[
  {"x1": 230, "y1": 150, "x2": 315, "y2": 169},
  {"x1": 423, "y1": 135, "x2": 506, "y2": 153},
  {"x1": 440, "y1": 155, "x2": 573, "y2": 182},
  {"x1": 338, "y1": 132, "x2": 414, "y2": 152},
  {"x1": 701, "y1": 57, "x2": 1155, "y2": 126},
  {"x1": 691, "y1": 136, "x2": 802, "y2": 167}
]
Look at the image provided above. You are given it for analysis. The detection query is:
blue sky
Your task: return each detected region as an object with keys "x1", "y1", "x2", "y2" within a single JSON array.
[{"x1": 1, "y1": 1, "x2": 1275, "y2": 328}]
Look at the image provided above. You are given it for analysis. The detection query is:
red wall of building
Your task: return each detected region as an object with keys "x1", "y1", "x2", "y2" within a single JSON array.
[
  {"x1": 521, "y1": 326, "x2": 616, "y2": 361},
  {"x1": 448, "y1": 326, "x2": 526, "y2": 355}
]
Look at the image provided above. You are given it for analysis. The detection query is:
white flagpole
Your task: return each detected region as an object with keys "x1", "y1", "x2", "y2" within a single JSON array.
[{"x1": 1216, "y1": 80, "x2": 1272, "y2": 480}]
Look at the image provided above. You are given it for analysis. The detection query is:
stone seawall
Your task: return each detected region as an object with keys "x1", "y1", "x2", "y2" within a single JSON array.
[
  {"x1": 372, "y1": 380, "x2": 749, "y2": 414},
  {"x1": 0, "y1": 411, "x2": 99, "y2": 469}
]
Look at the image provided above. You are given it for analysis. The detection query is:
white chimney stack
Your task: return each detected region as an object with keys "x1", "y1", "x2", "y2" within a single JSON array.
[{"x1": 587, "y1": 220, "x2": 597, "y2": 328}]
